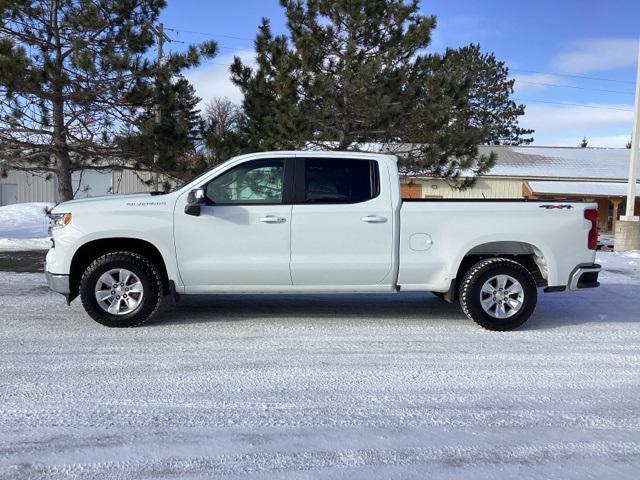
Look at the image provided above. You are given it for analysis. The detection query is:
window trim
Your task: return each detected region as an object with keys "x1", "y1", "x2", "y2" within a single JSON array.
[
  {"x1": 202, "y1": 158, "x2": 294, "y2": 206},
  {"x1": 294, "y1": 157, "x2": 381, "y2": 205}
]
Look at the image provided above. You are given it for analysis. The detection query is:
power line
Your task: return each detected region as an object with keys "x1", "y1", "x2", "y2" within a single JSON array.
[
  {"x1": 510, "y1": 68, "x2": 635, "y2": 84},
  {"x1": 164, "y1": 26, "x2": 254, "y2": 43},
  {"x1": 164, "y1": 27, "x2": 637, "y2": 87},
  {"x1": 513, "y1": 98, "x2": 633, "y2": 112},
  {"x1": 201, "y1": 61, "x2": 234, "y2": 67},
  {"x1": 166, "y1": 26, "x2": 639, "y2": 106},
  {"x1": 166, "y1": 27, "x2": 637, "y2": 88},
  {"x1": 514, "y1": 79, "x2": 634, "y2": 95}
]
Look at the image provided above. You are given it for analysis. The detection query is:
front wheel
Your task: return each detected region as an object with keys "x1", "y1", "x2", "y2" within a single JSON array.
[
  {"x1": 79, "y1": 251, "x2": 164, "y2": 327},
  {"x1": 459, "y1": 258, "x2": 537, "y2": 331}
]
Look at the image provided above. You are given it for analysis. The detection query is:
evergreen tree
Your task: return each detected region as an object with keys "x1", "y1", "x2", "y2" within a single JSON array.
[
  {"x1": 398, "y1": 53, "x2": 496, "y2": 185},
  {"x1": 279, "y1": 0, "x2": 434, "y2": 149},
  {"x1": 0, "y1": 0, "x2": 216, "y2": 201},
  {"x1": 438, "y1": 44, "x2": 533, "y2": 146},
  {"x1": 118, "y1": 76, "x2": 205, "y2": 181},
  {"x1": 232, "y1": 0, "x2": 526, "y2": 185},
  {"x1": 231, "y1": 18, "x2": 306, "y2": 151}
]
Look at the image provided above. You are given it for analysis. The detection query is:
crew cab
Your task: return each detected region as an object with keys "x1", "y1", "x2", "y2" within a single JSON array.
[{"x1": 45, "y1": 151, "x2": 601, "y2": 330}]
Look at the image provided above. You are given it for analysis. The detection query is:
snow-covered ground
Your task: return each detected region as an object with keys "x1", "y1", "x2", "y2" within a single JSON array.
[
  {"x1": 0, "y1": 237, "x2": 51, "y2": 251},
  {"x1": 0, "y1": 251, "x2": 639, "y2": 479},
  {"x1": 0, "y1": 202, "x2": 53, "y2": 251}
]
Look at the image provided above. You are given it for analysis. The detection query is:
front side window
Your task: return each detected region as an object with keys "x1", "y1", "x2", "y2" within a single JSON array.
[
  {"x1": 206, "y1": 159, "x2": 284, "y2": 204},
  {"x1": 304, "y1": 158, "x2": 379, "y2": 204}
]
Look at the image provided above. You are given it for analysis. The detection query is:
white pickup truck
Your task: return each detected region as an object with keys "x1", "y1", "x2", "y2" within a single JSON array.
[{"x1": 46, "y1": 151, "x2": 601, "y2": 330}]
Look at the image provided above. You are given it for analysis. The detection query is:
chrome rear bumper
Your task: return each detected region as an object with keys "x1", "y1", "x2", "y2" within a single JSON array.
[{"x1": 568, "y1": 264, "x2": 601, "y2": 291}]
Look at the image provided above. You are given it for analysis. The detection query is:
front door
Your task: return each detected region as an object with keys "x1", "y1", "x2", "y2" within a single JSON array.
[
  {"x1": 175, "y1": 158, "x2": 293, "y2": 289},
  {"x1": 290, "y1": 157, "x2": 394, "y2": 286}
]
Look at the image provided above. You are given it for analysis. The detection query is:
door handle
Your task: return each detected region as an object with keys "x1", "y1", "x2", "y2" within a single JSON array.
[
  {"x1": 259, "y1": 215, "x2": 287, "y2": 224},
  {"x1": 361, "y1": 215, "x2": 388, "y2": 223}
]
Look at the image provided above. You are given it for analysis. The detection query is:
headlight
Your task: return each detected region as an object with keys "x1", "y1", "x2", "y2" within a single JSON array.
[{"x1": 48, "y1": 213, "x2": 72, "y2": 235}]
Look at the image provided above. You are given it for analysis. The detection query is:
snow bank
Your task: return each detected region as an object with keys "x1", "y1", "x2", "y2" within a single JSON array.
[
  {"x1": 597, "y1": 249, "x2": 640, "y2": 265},
  {"x1": 0, "y1": 202, "x2": 53, "y2": 240},
  {"x1": 0, "y1": 237, "x2": 51, "y2": 251}
]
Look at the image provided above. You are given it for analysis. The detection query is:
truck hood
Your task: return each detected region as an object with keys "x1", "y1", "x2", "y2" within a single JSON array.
[{"x1": 52, "y1": 193, "x2": 168, "y2": 212}]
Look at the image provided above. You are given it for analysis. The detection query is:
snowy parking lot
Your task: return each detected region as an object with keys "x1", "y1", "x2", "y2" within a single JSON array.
[{"x1": 0, "y1": 251, "x2": 639, "y2": 479}]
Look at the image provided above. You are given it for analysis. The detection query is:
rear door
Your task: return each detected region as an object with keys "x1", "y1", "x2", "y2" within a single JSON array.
[{"x1": 290, "y1": 157, "x2": 394, "y2": 286}]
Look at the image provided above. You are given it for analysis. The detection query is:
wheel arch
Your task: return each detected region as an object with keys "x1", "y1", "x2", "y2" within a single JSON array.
[
  {"x1": 69, "y1": 238, "x2": 170, "y2": 299},
  {"x1": 454, "y1": 240, "x2": 550, "y2": 291}
]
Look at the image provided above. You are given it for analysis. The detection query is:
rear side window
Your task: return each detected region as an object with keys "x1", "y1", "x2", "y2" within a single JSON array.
[{"x1": 303, "y1": 158, "x2": 380, "y2": 204}]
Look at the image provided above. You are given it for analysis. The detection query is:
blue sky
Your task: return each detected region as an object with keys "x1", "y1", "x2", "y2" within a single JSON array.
[{"x1": 161, "y1": 0, "x2": 640, "y2": 147}]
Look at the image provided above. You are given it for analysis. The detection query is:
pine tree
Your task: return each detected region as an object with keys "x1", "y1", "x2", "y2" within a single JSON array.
[
  {"x1": 397, "y1": 52, "x2": 496, "y2": 185},
  {"x1": 231, "y1": 18, "x2": 307, "y2": 151},
  {"x1": 232, "y1": 0, "x2": 526, "y2": 186},
  {"x1": 282, "y1": 0, "x2": 434, "y2": 150},
  {"x1": 438, "y1": 44, "x2": 534, "y2": 146},
  {"x1": 0, "y1": 0, "x2": 216, "y2": 201},
  {"x1": 118, "y1": 76, "x2": 205, "y2": 181}
]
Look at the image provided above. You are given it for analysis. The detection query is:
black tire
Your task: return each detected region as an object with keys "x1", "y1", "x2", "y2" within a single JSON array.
[
  {"x1": 79, "y1": 251, "x2": 163, "y2": 327},
  {"x1": 459, "y1": 257, "x2": 537, "y2": 331}
]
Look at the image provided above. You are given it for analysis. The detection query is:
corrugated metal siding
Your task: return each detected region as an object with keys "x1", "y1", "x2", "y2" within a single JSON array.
[
  {"x1": 0, "y1": 170, "x2": 57, "y2": 203},
  {"x1": 111, "y1": 170, "x2": 175, "y2": 194},
  {"x1": 404, "y1": 177, "x2": 524, "y2": 199},
  {"x1": 111, "y1": 169, "x2": 153, "y2": 194},
  {"x1": 2, "y1": 168, "x2": 180, "y2": 204}
]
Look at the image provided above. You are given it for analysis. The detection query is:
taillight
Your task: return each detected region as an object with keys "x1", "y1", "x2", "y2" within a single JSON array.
[{"x1": 584, "y1": 208, "x2": 598, "y2": 250}]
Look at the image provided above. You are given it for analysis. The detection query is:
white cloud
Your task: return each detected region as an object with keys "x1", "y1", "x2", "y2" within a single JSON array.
[
  {"x1": 184, "y1": 50, "x2": 256, "y2": 107},
  {"x1": 428, "y1": 15, "x2": 507, "y2": 52},
  {"x1": 512, "y1": 73, "x2": 567, "y2": 93},
  {"x1": 519, "y1": 102, "x2": 633, "y2": 148},
  {"x1": 520, "y1": 103, "x2": 632, "y2": 132},
  {"x1": 532, "y1": 134, "x2": 631, "y2": 148},
  {"x1": 552, "y1": 38, "x2": 638, "y2": 75}
]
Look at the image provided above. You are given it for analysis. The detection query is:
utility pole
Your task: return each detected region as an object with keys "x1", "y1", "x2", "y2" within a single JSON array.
[
  {"x1": 623, "y1": 41, "x2": 640, "y2": 220},
  {"x1": 615, "y1": 40, "x2": 640, "y2": 251},
  {"x1": 151, "y1": 23, "x2": 171, "y2": 192}
]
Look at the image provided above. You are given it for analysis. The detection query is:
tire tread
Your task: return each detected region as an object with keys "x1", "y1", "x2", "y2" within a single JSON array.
[
  {"x1": 459, "y1": 257, "x2": 537, "y2": 331},
  {"x1": 79, "y1": 251, "x2": 163, "y2": 327}
]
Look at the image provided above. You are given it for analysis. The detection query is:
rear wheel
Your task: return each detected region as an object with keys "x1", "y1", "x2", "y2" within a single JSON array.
[
  {"x1": 459, "y1": 258, "x2": 537, "y2": 331},
  {"x1": 79, "y1": 251, "x2": 163, "y2": 327}
]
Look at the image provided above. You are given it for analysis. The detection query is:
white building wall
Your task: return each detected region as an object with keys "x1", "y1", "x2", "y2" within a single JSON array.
[
  {"x1": 407, "y1": 177, "x2": 524, "y2": 199},
  {"x1": 111, "y1": 170, "x2": 175, "y2": 194},
  {"x1": 111, "y1": 169, "x2": 154, "y2": 194},
  {"x1": 1, "y1": 168, "x2": 171, "y2": 206},
  {"x1": 0, "y1": 170, "x2": 57, "y2": 204}
]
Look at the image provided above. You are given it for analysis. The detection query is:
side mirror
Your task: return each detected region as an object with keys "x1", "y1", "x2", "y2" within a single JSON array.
[{"x1": 185, "y1": 188, "x2": 206, "y2": 216}]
